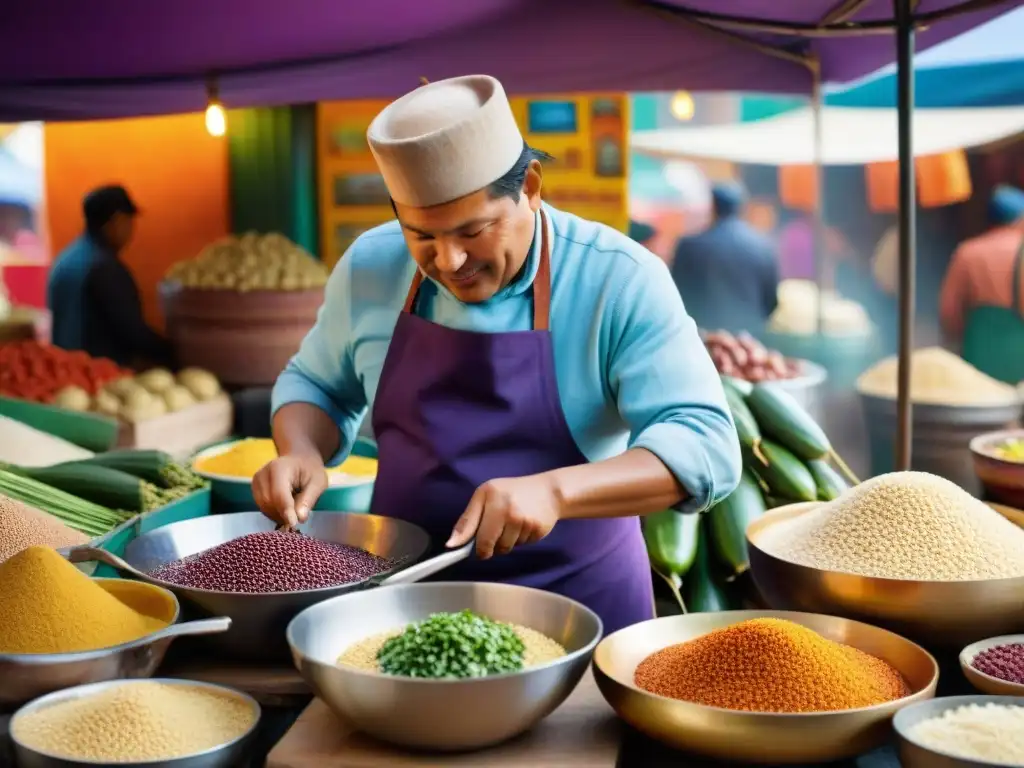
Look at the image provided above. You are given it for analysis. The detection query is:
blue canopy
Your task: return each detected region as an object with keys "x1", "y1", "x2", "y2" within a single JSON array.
[{"x1": 827, "y1": 6, "x2": 1024, "y2": 108}]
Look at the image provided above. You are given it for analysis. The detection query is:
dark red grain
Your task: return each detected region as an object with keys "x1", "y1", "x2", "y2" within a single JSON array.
[
  {"x1": 148, "y1": 531, "x2": 396, "y2": 593},
  {"x1": 972, "y1": 643, "x2": 1024, "y2": 685}
]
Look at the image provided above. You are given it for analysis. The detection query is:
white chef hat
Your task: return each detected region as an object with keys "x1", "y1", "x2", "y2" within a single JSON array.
[{"x1": 367, "y1": 75, "x2": 524, "y2": 208}]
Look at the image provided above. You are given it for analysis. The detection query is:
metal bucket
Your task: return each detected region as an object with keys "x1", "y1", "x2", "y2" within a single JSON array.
[
  {"x1": 764, "y1": 331, "x2": 878, "y2": 391},
  {"x1": 860, "y1": 394, "x2": 1021, "y2": 495}
]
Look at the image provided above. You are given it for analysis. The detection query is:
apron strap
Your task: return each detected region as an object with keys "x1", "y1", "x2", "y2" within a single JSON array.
[
  {"x1": 1013, "y1": 234, "x2": 1024, "y2": 316},
  {"x1": 401, "y1": 209, "x2": 552, "y2": 332}
]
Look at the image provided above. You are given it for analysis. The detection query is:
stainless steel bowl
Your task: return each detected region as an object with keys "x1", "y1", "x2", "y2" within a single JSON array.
[
  {"x1": 66, "y1": 511, "x2": 433, "y2": 662},
  {"x1": 593, "y1": 610, "x2": 937, "y2": 764},
  {"x1": 894, "y1": 695, "x2": 1024, "y2": 768},
  {"x1": 747, "y1": 502, "x2": 1024, "y2": 647},
  {"x1": 10, "y1": 678, "x2": 260, "y2": 768},
  {"x1": 286, "y1": 581, "x2": 602, "y2": 751},
  {"x1": 0, "y1": 579, "x2": 230, "y2": 713},
  {"x1": 960, "y1": 634, "x2": 1024, "y2": 696}
]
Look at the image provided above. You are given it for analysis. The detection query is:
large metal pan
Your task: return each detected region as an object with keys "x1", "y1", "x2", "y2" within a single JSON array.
[{"x1": 65, "y1": 512, "x2": 459, "y2": 661}]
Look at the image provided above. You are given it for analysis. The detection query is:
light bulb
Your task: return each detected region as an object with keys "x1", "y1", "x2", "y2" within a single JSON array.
[
  {"x1": 670, "y1": 91, "x2": 695, "y2": 122},
  {"x1": 205, "y1": 103, "x2": 226, "y2": 137}
]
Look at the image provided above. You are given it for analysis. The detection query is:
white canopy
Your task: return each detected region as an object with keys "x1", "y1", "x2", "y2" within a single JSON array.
[{"x1": 630, "y1": 106, "x2": 1024, "y2": 166}]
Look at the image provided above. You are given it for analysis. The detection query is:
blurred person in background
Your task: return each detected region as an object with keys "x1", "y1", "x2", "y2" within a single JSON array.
[
  {"x1": 940, "y1": 184, "x2": 1024, "y2": 383},
  {"x1": 671, "y1": 181, "x2": 779, "y2": 335},
  {"x1": 628, "y1": 219, "x2": 657, "y2": 250},
  {"x1": 47, "y1": 185, "x2": 173, "y2": 368}
]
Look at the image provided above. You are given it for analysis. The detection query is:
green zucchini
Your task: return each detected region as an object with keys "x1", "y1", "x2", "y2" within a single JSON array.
[
  {"x1": 70, "y1": 449, "x2": 175, "y2": 487},
  {"x1": 643, "y1": 509, "x2": 700, "y2": 613},
  {"x1": 721, "y1": 375, "x2": 753, "y2": 397},
  {"x1": 807, "y1": 459, "x2": 850, "y2": 501},
  {"x1": 722, "y1": 381, "x2": 766, "y2": 464},
  {"x1": 10, "y1": 464, "x2": 148, "y2": 512},
  {"x1": 708, "y1": 470, "x2": 767, "y2": 576},
  {"x1": 684, "y1": 519, "x2": 738, "y2": 613},
  {"x1": 765, "y1": 495, "x2": 802, "y2": 509},
  {"x1": 755, "y1": 440, "x2": 817, "y2": 503},
  {"x1": 746, "y1": 384, "x2": 830, "y2": 461}
]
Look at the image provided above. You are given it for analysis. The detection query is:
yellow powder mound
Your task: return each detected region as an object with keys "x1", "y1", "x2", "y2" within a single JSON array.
[{"x1": 0, "y1": 546, "x2": 167, "y2": 654}]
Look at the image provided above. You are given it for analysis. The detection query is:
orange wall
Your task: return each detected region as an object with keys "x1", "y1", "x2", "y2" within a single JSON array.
[{"x1": 44, "y1": 114, "x2": 229, "y2": 330}]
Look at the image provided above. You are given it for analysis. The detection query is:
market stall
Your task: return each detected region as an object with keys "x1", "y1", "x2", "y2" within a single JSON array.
[{"x1": 1, "y1": 1, "x2": 1022, "y2": 767}]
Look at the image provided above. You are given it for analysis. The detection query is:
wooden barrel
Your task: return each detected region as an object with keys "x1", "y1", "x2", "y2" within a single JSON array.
[
  {"x1": 860, "y1": 393, "x2": 1021, "y2": 495},
  {"x1": 160, "y1": 281, "x2": 324, "y2": 387}
]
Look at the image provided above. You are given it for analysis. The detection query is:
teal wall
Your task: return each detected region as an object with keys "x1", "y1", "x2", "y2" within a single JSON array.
[
  {"x1": 227, "y1": 105, "x2": 319, "y2": 257},
  {"x1": 739, "y1": 95, "x2": 805, "y2": 122}
]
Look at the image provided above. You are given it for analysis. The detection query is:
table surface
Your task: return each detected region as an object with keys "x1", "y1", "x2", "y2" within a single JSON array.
[{"x1": 267, "y1": 648, "x2": 979, "y2": 768}]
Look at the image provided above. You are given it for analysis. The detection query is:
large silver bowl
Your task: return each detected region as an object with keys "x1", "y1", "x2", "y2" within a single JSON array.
[
  {"x1": 10, "y1": 678, "x2": 260, "y2": 768},
  {"x1": 894, "y1": 695, "x2": 1024, "y2": 767},
  {"x1": 66, "y1": 512, "x2": 433, "y2": 661},
  {"x1": 0, "y1": 579, "x2": 230, "y2": 713},
  {"x1": 286, "y1": 582, "x2": 602, "y2": 751},
  {"x1": 747, "y1": 502, "x2": 1024, "y2": 647}
]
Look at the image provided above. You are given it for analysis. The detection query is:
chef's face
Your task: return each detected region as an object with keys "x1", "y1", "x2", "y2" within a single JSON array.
[{"x1": 394, "y1": 161, "x2": 543, "y2": 303}]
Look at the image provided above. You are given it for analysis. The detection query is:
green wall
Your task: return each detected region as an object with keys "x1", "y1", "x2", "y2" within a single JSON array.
[{"x1": 227, "y1": 105, "x2": 319, "y2": 257}]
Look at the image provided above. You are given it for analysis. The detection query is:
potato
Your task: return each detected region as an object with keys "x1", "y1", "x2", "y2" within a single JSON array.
[
  {"x1": 162, "y1": 384, "x2": 197, "y2": 412},
  {"x1": 137, "y1": 368, "x2": 176, "y2": 394},
  {"x1": 92, "y1": 390, "x2": 121, "y2": 417},
  {"x1": 177, "y1": 368, "x2": 221, "y2": 401},
  {"x1": 105, "y1": 377, "x2": 140, "y2": 399},
  {"x1": 53, "y1": 385, "x2": 91, "y2": 412},
  {"x1": 120, "y1": 396, "x2": 167, "y2": 424}
]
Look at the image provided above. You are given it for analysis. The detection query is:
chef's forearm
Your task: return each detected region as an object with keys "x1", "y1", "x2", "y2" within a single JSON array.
[
  {"x1": 272, "y1": 403, "x2": 342, "y2": 464},
  {"x1": 549, "y1": 448, "x2": 686, "y2": 520}
]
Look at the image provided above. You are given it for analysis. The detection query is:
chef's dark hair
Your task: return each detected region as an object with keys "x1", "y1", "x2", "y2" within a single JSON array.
[
  {"x1": 389, "y1": 142, "x2": 551, "y2": 212},
  {"x1": 487, "y1": 142, "x2": 552, "y2": 202}
]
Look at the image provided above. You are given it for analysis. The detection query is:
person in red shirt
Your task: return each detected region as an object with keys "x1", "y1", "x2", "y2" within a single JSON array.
[{"x1": 939, "y1": 185, "x2": 1024, "y2": 383}]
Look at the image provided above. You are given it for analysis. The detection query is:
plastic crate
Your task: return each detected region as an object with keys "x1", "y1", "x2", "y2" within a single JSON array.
[{"x1": 88, "y1": 487, "x2": 212, "y2": 578}]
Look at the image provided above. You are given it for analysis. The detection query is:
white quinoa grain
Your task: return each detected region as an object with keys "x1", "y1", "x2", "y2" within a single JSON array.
[
  {"x1": 756, "y1": 472, "x2": 1024, "y2": 580},
  {"x1": 0, "y1": 494, "x2": 88, "y2": 565},
  {"x1": 909, "y1": 703, "x2": 1024, "y2": 764}
]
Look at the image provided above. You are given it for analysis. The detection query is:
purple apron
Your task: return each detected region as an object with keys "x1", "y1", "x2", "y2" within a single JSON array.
[{"x1": 370, "y1": 211, "x2": 654, "y2": 634}]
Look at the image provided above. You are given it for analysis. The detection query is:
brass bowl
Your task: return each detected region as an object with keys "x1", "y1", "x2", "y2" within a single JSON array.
[
  {"x1": 960, "y1": 634, "x2": 1024, "y2": 696},
  {"x1": 971, "y1": 429, "x2": 1024, "y2": 508},
  {"x1": 747, "y1": 502, "x2": 1024, "y2": 647},
  {"x1": 894, "y1": 695, "x2": 1024, "y2": 768},
  {"x1": 592, "y1": 610, "x2": 937, "y2": 764}
]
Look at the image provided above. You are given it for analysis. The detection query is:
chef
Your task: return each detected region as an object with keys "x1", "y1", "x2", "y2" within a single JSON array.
[{"x1": 254, "y1": 75, "x2": 741, "y2": 633}]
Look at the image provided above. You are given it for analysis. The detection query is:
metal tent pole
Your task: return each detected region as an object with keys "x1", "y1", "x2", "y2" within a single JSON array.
[
  {"x1": 894, "y1": 0, "x2": 916, "y2": 470},
  {"x1": 811, "y1": 63, "x2": 827, "y2": 335}
]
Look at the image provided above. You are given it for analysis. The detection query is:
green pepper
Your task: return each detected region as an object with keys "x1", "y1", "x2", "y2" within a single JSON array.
[{"x1": 643, "y1": 508, "x2": 700, "y2": 613}]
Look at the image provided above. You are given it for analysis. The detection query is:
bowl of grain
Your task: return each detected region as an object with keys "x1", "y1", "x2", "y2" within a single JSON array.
[
  {"x1": 960, "y1": 634, "x2": 1024, "y2": 697},
  {"x1": 971, "y1": 429, "x2": 1024, "y2": 508},
  {"x1": 286, "y1": 581, "x2": 601, "y2": 751},
  {"x1": 894, "y1": 695, "x2": 1024, "y2": 767},
  {"x1": 10, "y1": 678, "x2": 260, "y2": 767},
  {"x1": 593, "y1": 610, "x2": 937, "y2": 763},
  {"x1": 747, "y1": 472, "x2": 1024, "y2": 647}
]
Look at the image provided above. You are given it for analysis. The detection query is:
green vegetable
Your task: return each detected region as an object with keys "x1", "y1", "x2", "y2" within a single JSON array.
[
  {"x1": 70, "y1": 450, "x2": 208, "y2": 492},
  {"x1": 722, "y1": 380, "x2": 766, "y2": 464},
  {"x1": 751, "y1": 440, "x2": 817, "y2": 503},
  {"x1": 0, "y1": 468, "x2": 131, "y2": 537},
  {"x1": 8, "y1": 463, "x2": 167, "y2": 512},
  {"x1": 708, "y1": 470, "x2": 767, "y2": 576},
  {"x1": 746, "y1": 384, "x2": 859, "y2": 484},
  {"x1": 807, "y1": 459, "x2": 850, "y2": 501},
  {"x1": 684, "y1": 519, "x2": 739, "y2": 613},
  {"x1": 721, "y1": 375, "x2": 753, "y2": 397},
  {"x1": 643, "y1": 508, "x2": 700, "y2": 613},
  {"x1": 376, "y1": 610, "x2": 525, "y2": 678},
  {"x1": 764, "y1": 495, "x2": 801, "y2": 509}
]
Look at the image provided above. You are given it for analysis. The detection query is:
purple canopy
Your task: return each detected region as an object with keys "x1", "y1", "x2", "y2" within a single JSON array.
[{"x1": 0, "y1": 0, "x2": 1015, "y2": 121}]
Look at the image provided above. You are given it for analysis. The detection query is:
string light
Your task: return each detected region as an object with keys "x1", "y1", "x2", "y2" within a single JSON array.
[
  {"x1": 205, "y1": 76, "x2": 227, "y2": 137},
  {"x1": 670, "y1": 91, "x2": 695, "y2": 122}
]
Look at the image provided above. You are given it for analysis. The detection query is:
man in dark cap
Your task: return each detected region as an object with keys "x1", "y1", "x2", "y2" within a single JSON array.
[
  {"x1": 47, "y1": 185, "x2": 173, "y2": 368},
  {"x1": 671, "y1": 181, "x2": 780, "y2": 336}
]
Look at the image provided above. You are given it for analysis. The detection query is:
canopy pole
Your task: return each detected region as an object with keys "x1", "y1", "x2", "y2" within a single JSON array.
[
  {"x1": 894, "y1": 0, "x2": 917, "y2": 470},
  {"x1": 811, "y1": 61, "x2": 827, "y2": 335}
]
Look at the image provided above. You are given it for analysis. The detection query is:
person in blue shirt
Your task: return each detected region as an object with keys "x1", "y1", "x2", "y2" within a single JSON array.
[
  {"x1": 672, "y1": 181, "x2": 780, "y2": 336},
  {"x1": 253, "y1": 76, "x2": 740, "y2": 633},
  {"x1": 47, "y1": 185, "x2": 172, "y2": 368}
]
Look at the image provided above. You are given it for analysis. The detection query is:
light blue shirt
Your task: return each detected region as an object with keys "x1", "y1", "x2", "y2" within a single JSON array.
[{"x1": 272, "y1": 204, "x2": 741, "y2": 513}]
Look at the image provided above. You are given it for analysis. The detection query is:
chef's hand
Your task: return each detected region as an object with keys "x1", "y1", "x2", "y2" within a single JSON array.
[
  {"x1": 252, "y1": 454, "x2": 328, "y2": 528},
  {"x1": 447, "y1": 475, "x2": 562, "y2": 559}
]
